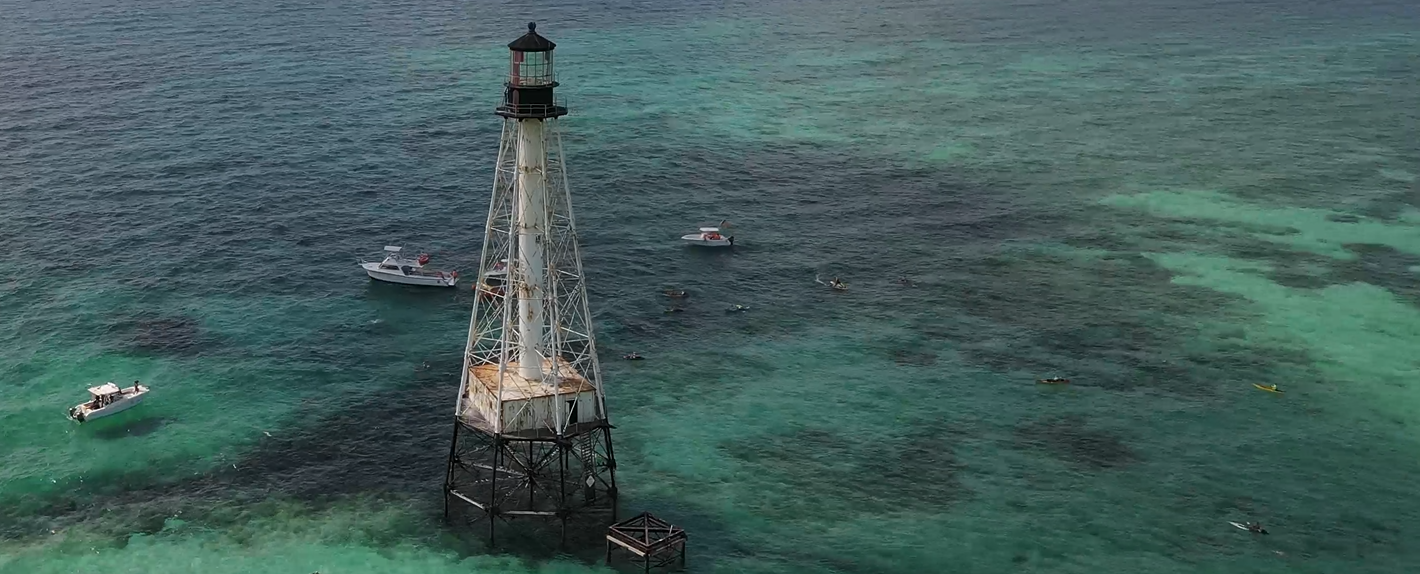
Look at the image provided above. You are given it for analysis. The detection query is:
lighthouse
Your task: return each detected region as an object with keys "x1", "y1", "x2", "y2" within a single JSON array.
[{"x1": 443, "y1": 23, "x2": 619, "y2": 545}]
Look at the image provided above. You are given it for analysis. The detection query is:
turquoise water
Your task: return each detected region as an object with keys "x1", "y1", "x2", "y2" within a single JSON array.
[{"x1": 3, "y1": 0, "x2": 1420, "y2": 572}]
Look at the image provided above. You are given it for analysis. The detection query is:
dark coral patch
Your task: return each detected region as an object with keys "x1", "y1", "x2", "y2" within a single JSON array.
[
  {"x1": 106, "y1": 315, "x2": 218, "y2": 356},
  {"x1": 1014, "y1": 415, "x2": 1137, "y2": 469},
  {"x1": 724, "y1": 422, "x2": 966, "y2": 514}
]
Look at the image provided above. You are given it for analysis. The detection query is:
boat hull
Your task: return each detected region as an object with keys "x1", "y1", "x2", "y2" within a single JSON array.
[
  {"x1": 70, "y1": 392, "x2": 146, "y2": 423},
  {"x1": 361, "y1": 264, "x2": 458, "y2": 287}
]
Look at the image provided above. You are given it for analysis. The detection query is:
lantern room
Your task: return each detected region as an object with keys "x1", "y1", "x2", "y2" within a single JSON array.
[
  {"x1": 508, "y1": 22, "x2": 556, "y2": 86},
  {"x1": 497, "y1": 22, "x2": 568, "y2": 119}
]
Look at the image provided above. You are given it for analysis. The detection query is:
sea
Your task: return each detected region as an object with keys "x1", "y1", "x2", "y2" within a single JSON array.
[{"x1": 2, "y1": 0, "x2": 1419, "y2": 572}]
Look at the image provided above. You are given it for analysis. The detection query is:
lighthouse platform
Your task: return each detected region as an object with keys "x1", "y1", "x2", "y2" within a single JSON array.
[{"x1": 461, "y1": 359, "x2": 601, "y2": 437}]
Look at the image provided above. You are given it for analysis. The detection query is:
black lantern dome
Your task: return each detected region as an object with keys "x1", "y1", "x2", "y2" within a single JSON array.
[
  {"x1": 508, "y1": 21, "x2": 556, "y2": 52},
  {"x1": 496, "y1": 22, "x2": 567, "y2": 119}
]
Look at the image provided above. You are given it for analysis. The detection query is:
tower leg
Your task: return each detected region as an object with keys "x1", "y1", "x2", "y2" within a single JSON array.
[
  {"x1": 559, "y1": 437, "x2": 569, "y2": 548},
  {"x1": 488, "y1": 436, "x2": 500, "y2": 546},
  {"x1": 443, "y1": 420, "x2": 461, "y2": 521},
  {"x1": 603, "y1": 425, "x2": 620, "y2": 521}
]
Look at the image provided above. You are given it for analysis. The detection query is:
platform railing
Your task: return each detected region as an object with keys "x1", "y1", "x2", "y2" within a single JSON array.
[{"x1": 496, "y1": 99, "x2": 570, "y2": 117}]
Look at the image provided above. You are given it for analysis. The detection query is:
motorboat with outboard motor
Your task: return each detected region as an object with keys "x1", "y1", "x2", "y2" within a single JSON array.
[
  {"x1": 681, "y1": 220, "x2": 734, "y2": 247},
  {"x1": 68, "y1": 381, "x2": 148, "y2": 423}
]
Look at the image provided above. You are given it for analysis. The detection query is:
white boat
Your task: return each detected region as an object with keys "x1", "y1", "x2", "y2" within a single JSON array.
[
  {"x1": 360, "y1": 246, "x2": 459, "y2": 287},
  {"x1": 681, "y1": 221, "x2": 734, "y2": 247},
  {"x1": 475, "y1": 259, "x2": 508, "y2": 298},
  {"x1": 68, "y1": 382, "x2": 148, "y2": 423}
]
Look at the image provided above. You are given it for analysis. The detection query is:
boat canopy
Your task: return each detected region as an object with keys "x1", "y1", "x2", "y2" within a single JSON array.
[
  {"x1": 699, "y1": 227, "x2": 720, "y2": 232},
  {"x1": 384, "y1": 246, "x2": 403, "y2": 252},
  {"x1": 88, "y1": 382, "x2": 121, "y2": 397}
]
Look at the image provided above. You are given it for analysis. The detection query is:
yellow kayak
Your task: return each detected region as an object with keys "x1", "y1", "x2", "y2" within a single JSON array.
[{"x1": 1253, "y1": 384, "x2": 1283, "y2": 394}]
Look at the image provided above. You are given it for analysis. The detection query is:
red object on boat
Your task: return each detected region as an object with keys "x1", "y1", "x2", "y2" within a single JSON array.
[{"x1": 418, "y1": 253, "x2": 430, "y2": 265}]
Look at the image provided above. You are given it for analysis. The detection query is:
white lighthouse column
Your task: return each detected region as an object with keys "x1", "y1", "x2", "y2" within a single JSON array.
[{"x1": 515, "y1": 119, "x2": 547, "y2": 381}]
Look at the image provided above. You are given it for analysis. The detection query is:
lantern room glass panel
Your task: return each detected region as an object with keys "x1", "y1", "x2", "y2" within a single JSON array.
[{"x1": 510, "y1": 51, "x2": 554, "y2": 86}]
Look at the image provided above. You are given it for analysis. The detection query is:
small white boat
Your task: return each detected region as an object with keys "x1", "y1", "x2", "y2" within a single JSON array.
[
  {"x1": 475, "y1": 259, "x2": 508, "y2": 298},
  {"x1": 68, "y1": 382, "x2": 148, "y2": 423},
  {"x1": 360, "y1": 246, "x2": 458, "y2": 287},
  {"x1": 681, "y1": 221, "x2": 734, "y2": 247}
]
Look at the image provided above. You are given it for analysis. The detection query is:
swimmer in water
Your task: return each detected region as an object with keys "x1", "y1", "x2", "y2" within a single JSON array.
[{"x1": 816, "y1": 274, "x2": 847, "y2": 290}]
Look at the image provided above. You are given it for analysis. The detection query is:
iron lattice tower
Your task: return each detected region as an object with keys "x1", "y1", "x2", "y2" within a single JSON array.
[{"x1": 444, "y1": 22, "x2": 618, "y2": 545}]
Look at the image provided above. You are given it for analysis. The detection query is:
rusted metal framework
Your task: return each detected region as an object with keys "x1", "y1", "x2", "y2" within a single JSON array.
[{"x1": 606, "y1": 513, "x2": 688, "y2": 572}]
